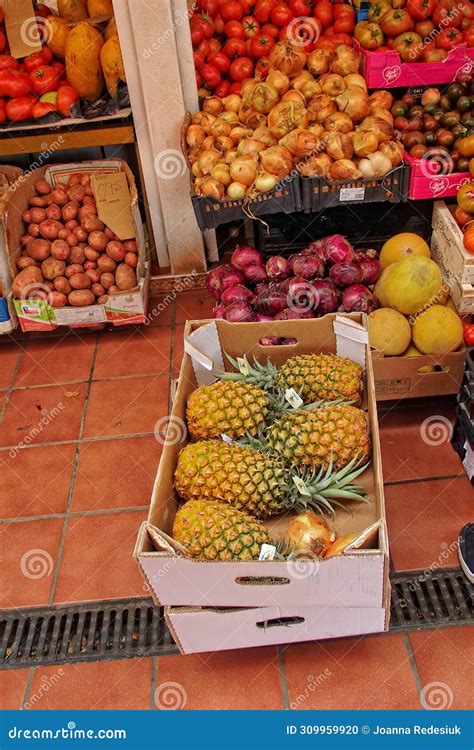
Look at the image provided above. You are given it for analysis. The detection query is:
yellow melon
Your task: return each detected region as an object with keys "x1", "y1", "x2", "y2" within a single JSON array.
[
  {"x1": 379, "y1": 233, "x2": 431, "y2": 269},
  {"x1": 403, "y1": 343, "x2": 423, "y2": 357},
  {"x1": 374, "y1": 256, "x2": 442, "y2": 315},
  {"x1": 368, "y1": 308, "x2": 411, "y2": 356},
  {"x1": 412, "y1": 305, "x2": 464, "y2": 355}
]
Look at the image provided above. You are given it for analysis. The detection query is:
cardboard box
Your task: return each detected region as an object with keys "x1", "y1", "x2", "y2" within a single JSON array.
[
  {"x1": 372, "y1": 348, "x2": 466, "y2": 400},
  {"x1": 431, "y1": 231, "x2": 474, "y2": 315},
  {"x1": 432, "y1": 201, "x2": 474, "y2": 284},
  {"x1": 0, "y1": 166, "x2": 23, "y2": 334},
  {"x1": 405, "y1": 152, "x2": 471, "y2": 201},
  {"x1": 166, "y1": 604, "x2": 388, "y2": 655},
  {"x1": 135, "y1": 315, "x2": 390, "y2": 614},
  {"x1": 3, "y1": 160, "x2": 149, "y2": 332}
]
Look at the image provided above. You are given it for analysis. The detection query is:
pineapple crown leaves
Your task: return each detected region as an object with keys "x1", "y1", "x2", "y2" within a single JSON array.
[{"x1": 219, "y1": 353, "x2": 278, "y2": 390}]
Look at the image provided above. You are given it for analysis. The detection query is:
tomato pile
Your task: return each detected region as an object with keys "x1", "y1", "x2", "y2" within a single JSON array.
[
  {"x1": 0, "y1": 6, "x2": 79, "y2": 124},
  {"x1": 190, "y1": 0, "x2": 356, "y2": 95},
  {"x1": 355, "y1": 0, "x2": 474, "y2": 60}
]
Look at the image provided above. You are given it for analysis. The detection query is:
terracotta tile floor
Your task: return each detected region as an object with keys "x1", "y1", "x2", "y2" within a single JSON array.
[{"x1": 0, "y1": 290, "x2": 471, "y2": 710}]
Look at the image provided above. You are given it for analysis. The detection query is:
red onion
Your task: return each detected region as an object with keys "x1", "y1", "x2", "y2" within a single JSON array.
[
  {"x1": 291, "y1": 255, "x2": 325, "y2": 280},
  {"x1": 206, "y1": 264, "x2": 244, "y2": 300},
  {"x1": 260, "y1": 337, "x2": 282, "y2": 346},
  {"x1": 266, "y1": 255, "x2": 291, "y2": 281},
  {"x1": 301, "y1": 239, "x2": 327, "y2": 258},
  {"x1": 242, "y1": 264, "x2": 268, "y2": 283},
  {"x1": 342, "y1": 285, "x2": 378, "y2": 313},
  {"x1": 221, "y1": 284, "x2": 255, "y2": 306},
  {"x1": 206, "y1": 266, "x2": 225, "y2": 300},
  {"x1": 286, "y1": 277, "x2": 318, "y2": 312},
  {"x1": 354, "y1": 254, "x2": 382, "y2": 285},
  {"x1": 231, "y1": 244, "x2": 263, "y2": 269},
  {"x1": 224, "y1": 302, "x2": 257, "y2": 322},
  {"x1": 255, "y1": 290, "x2": 288, "y2": 316},
  {"x1": 274, "y1": 308, "x2": 315, "y2": 320},
  {"x1": 256, "y1": 312, "x2": 274, "y2": 321},
  {"x1": 311, "y1": 279, "x2": 341, "y2": 314},
  {"x1": 213, "y1": 302, "x2": 226, "y2": 319},
  {"x1": 324, "y1": 235, "x2": 354, "y2": 265},
  {"x1": 329, "y1": 261, "x2": 363, "y2": 288}
]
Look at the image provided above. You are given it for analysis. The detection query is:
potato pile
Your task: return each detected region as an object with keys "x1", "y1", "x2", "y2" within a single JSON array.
[{"x1": 13, "y1": 174, "x2": 138, "y2": 308}]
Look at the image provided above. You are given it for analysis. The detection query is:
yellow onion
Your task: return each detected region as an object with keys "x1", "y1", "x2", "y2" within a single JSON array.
[
  {"x1": 320, "y1": 73, "x2": 346, "y2": 97},
  {"x1": 191, "y1": 161, "x2": 203, "y2": 178},
  {"x1": 198, "y1": 149, "x2": 221, "y2": 175},
  {"x1": 203, "y1": 96, "x2": 224, "y2": 115},
  {"x1": 307, "y1": 49, "x2": 333, "y2": 76},
  {"x1": 224, "y1": 149, "x2": 238, "y2": 164},
  {"x1": 210, "y1": 119, "x2": 232, "y2": 138},
  {"x1": 358, "y1": 151, "x2": 392, "y2": 179},
  {"x1": 200, "y1": 112, "x2": 217, "y2": 133},
  {"x1": 192, "y1": 111, "x2": 206, "y2": 126},
  {"x1": 211, "y1": 163, "x2": 231, "y2": 186},
  {"x1": 202, "y1": 135, "x2": 215, "y2": 150},
  {"x1": 186, "y1": 124, "x2": 206, "y2": 148},
  {"x1": 246, "y1": 81, "x2": 279, "y2": 114},
  {"x1": 267, "y1": 68, "x2": 290, "y2": 96},
  {"x1": 268, "y1": 101, "x2": 308, "y2": 138},
  {"x1": 219, "y1": 111, "x2": 240, "y2": 124},
  {"x1": 353, "y1": 130, "x2": 378, "y2": 157},
  {"x1": 269, "y1": 40, "x2": 306, "y2": 77},
  {"x1": 379, "y1": 140, "x2": 404, "y2": 167},
  {"x1": 325, "y1": 131, "x2": 354, "y2": 161},
  {"x1": 247, "y1": 112, "x2": 268, "y2": 129},
  {"x1": 241, "y1": 79, "x2": 255, "y2": 94},
  {"x1": 300, "y1": 79, "x2": 322, "y2": 102},
  {"x1": 200, "y1": 177, "x2": 225, "y2": 199},
  {"x1": 335, "y1": 87, "x2": 370, "y2": 123},
  {"x1": 285, "y1": 512, "x2": 333, "y2": 558},
  {"x1": 228, "y1": 126, "x2": 250, "y2": 144},
  {"x1": 307, "y1": 94, "x2": 336, "y2": 124},
  {"x1": 330, "y1": 46, "x2": 360, "y2": 76},
  {"x1": 279, "y1": 128, "x2": 318, "y2": 158},
  {"x1": 198, "y1": 87, "x2": 209, "y2": 99},
  {"x1": 297, "y1": 152, "x2": 333, "y2": 178},
  {"x1": 281, "y1": 90, "x2": 305, "y2": 104},
  {"x1": 291, "y1": 71, "x2": 314, "y2": 91},
  {"x1": 324, "y1": 112, "x2": 353, "y2": 133},
  {"x1": 260, "y1": 145, "x2": 294, "y2": 178},
  {"x1": 344, "y1": 73, "x2": 367, "y2": 91},
  {"x1": 371, "y1": 108, "x2": 394, "y2": 126},
  {"x1": 330, "y1": 159, "x2": 362, "y2": 181},
  {"x1": 227, "y1": 181, "x2": 247, "y2": 199},
  {"x1": 308, "y1": 123, "x2": 325, "y2": 138},
  {"x1": 369, "y1": 90, "x2": 393, "y2": 111},
  {"x1": 359, "y1": 116, "x2": 393, "y2": 143},
  {"x1": 187, "y1": 146, "x2": 201, "y2": 165},
  {"x1": 253, "y1": 126, "x2": 278, "y2": 147},
  {"x1": 215, "y1": 135, "x2": 234, "y2": 152},
  {"x1": 223, "y1": 94, "x2": 242, "y2": 112},
  {"x1": 237, "y1": 138, "x2": 266, "y2": 156},
  {"x1": 254, "y1": 171, "x2": 279, "y2": 193},
  {"x1": 230, "y1": 156, "x2": 258, "y2": 186}
]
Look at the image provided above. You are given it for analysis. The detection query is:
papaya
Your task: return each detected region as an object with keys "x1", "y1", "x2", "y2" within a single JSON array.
[
  {"x1": 88, "y1": 0, "x2": 114, "y2": 14},
  {"x1": 46, "y1": 16, "x2": 70, "y2": 59},
  {"x1": 57, "y1": 0, "x2": 88, "y2": 22},
  {"x1": 104, "y1": 17, "x2": 118, "y2": 40},
  {"x1": 101, "y1": 35, "x2": 126, "y2": 97},
  {"x1": 65, "y1": 22, "x2": 105, "y2": 102}
]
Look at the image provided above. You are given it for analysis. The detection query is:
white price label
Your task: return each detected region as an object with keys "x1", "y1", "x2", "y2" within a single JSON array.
[
  {"x1": 221, "y1": 433, "x2": 235, "y2": 444},
  {"x1": 259, "y1": 544, "x2": 276, "y2": 561},
  {"x1": 53, "y1": 305, "x2": 107, "y2": 325},
  {"x1": 293, "y1": 475, "x2": 311, "y2": 496},
  {"x1": 339, "y1": 187, "x2": 365, "y2": 202},
  {"x1": 285, "y1": 388, "x2": 303, "y2": 410},
  {"x1": 462, "y1": 440, "x2": 474, "y2": 480},
  {"x1": 237, "y1": 356, "x2": 249, "y2": 376}
]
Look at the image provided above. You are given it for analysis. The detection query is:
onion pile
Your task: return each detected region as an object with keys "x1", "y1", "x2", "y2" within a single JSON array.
[
  {"x1": 206, "y1": 236, "x2": 382, "y2": 324},
  {"x1": 184, "y1": 43, "x2": 403, "y2": 201}
]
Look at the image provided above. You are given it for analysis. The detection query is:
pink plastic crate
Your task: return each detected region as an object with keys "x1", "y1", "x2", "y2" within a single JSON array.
[
  {"x1": 405, "y1": 152, "x2": 471, "y2": 200},
  {"x1": 359, "y1": 45, "x2": 474, "y2": 89}
]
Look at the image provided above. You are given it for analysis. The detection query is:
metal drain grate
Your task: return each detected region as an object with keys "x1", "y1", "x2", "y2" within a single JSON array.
[{"x1": 1, "y1": 568, "x2": 472, "y2": 669}]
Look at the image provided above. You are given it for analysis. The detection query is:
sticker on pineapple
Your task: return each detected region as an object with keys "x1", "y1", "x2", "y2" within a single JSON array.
[
  {"x1": 259, "y1": 544, "x2": 276, "y2": 561},
  {"x1": 236, "y1": 357, "x2": 249, "y2": 376},
  {"x1": 221, "y1": 433, "x2": 235, "y2": 444},
  {"x1": 285, "y1": 388, "x2": 303, "y2": 409},
  {"x1": 293, "y1": 476, "x2": 311, "y2": 496}
]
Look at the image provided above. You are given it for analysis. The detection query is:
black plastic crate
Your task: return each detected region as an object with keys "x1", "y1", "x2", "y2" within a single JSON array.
[
  {"x1": 301, "y1": 164, "x2": 409, "y2": 214},
  {"x1": 192, "y1": 176, "x2": 302, "y2": 231}
]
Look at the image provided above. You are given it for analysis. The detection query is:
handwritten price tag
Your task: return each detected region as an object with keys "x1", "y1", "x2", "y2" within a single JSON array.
[{"x1": 91, "y1": 172, "x2": 135, "y2": 240}]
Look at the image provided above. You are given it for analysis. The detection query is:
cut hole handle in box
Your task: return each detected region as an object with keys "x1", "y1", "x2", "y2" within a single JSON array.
[
  {"x1": 256, "y1": 616, "x2": 305, "y2": 629},
  {"x1": 417, "y1": 364, "x2": 450, "y2": 375}
]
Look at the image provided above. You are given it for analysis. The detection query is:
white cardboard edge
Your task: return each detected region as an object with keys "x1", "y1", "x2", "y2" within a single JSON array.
[{"x1": 334, "y1": 315, "x2": 368, "y2": 369}]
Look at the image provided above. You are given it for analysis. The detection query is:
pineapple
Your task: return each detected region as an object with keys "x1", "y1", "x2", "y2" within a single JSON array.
[
  {"x1": 186, "y1": 380, "x2": 270, "y2": 440},
  {"x1": 174, "y1": 440, "x2": 368, "y2": 519},
  {"x1": 266, "y1": 404, "x2": 370, "y2": 471},
  {"x1": 173, "y1": 499, "x2": 271, "y2": 561}
]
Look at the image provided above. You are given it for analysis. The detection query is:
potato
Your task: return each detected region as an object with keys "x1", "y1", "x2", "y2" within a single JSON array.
[
  {"x1": 115, "y1": 263, "x2": 137, "y2": 291},
  {"x1": 58, "y1": 228, "x2": 69, "y2": 240},
  {"x1": 50, "y1": 240, "x2": 70, "y2": 260},
  {"x1": 42, "y1": 257, "x2": 67, "y2": 280},
  {"x1": 21, "y1": 234, "x2": 34, "y2": 247},
  {"x1": 83, "y1": 196, "x2": 97, "y2": 208},
  {"x1": 30, "y1": 208, "x2": 47, "y2": 223},
  {"x1": 65, "y1": 264, "x2": 84, "y2": 278},
  {"x1": 109, "y1": 285, "x2": 120, "y2": 294},
  {"x1": 69, "y1": 272, "x2": 92, "y2": 290},
  {"x1": 104, "y1": 227, "x2": 117, "y2": 240},
  {"x1": 91, "y1": 283, "x2": 105, "y2": 297},
  {"x1": 81, "y1": 216, "x2": 104, "y2": 233},
  {"x1": 46, "y1": 204, "x2": 62, "y2": 221},
  {"x1": 12, "y1": 267, "x2": 43, "y2": 299},
  {"x1": 58, "y1": 0, "x2": 88, "y2": 22},
  {"x1": 84, "y1": 261, "x2": 98, "y2": 270},
  {"x1": 44, "y1": 280, "x2": 55, "y2": 291},
  {"x1": 47, "y1": 16, "x2": 70, "y2": 58},
  {"x1": 48, "y1": 291, "x2": 68, "y2": 308},
  {"x1": 54, "y1": 277, "x2": 72, "y2": 294},
  {"x1": 48, "y1": 188, "x2": 68, "y2": 206},
  {"x1": 97, "y1": 294, "x2": 109, "y2": 304},
  {"x1": 100, "y1": 272, "x2": 115, "y2": 289},
  {"x1": 86, "y1": 269, "x2": 101, "y2": 283},
  {"x1": 73, "y1": 227, "x2": 88, "y2": 242},
  {"x1": 124, "y1": 239, "x2": 138, "y2": 253},
  {"x1": 26, "y1": 239, "x2": 51, "y2": 261},
  {"x1": 35, "y1": 179, "x2": 51, "y2": 195},
  {"x1": 80, "y1": 174, "x2": 91, "y2": 186},
  {"x1": 125, "y1": 252, "x2": 138, "y2": 268},
  {"x1": 68, "y1": 185, "x2": 86, "y2": 203},
  {"x1": 17, "y1": 256, "x2": 38, "y2": 270},
  {"x1": 22, "y1": 210, "x2": 32, "y2": 223},
  {"x1": 68, "y1": 290, "x2": 95, "y2": 307},
  {"x1": 69, "y1": 245, "x2": 86, "y2": 264},
  {"x1": 28, "y1": 224, "x2": 40, "y2": 237},
  {"x1": 29, "y1": 196, "x2": 48, "y2": 207},
  {"x1": 62, "y1": 201, "x2": 79, "y2": 222},
  {"x1": 101, "y1": 34, "x2": 126, "y2": 97},
  {"x1": 97, "y1": 255, "x2": 116, "y2": 273},
  {"x1": 65, "y1": 21, "x2": 104, "y2": 102},
  {"x1": 65, "y1": 220, "x2": 79, "y2": 231},
  {"x1": 85, "y1": 247, "x2": 100, "y2": 261},
  {"x1": 106, "y1": 240, "x2": 126, "y2": 262},
  {"x1": 39, "y1": 220, "x2": 63, "y2": 241}
]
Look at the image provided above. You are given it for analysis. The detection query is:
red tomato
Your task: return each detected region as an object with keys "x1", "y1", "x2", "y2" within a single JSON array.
[
  {"x1": 197, "y1": 0, "x2": 219, "y2": 15},
  {"x1": 197, "y1": 39, "x2": 211, "y2": 56},
  {"x1": 240, "y1": 0, "x2": 255, "y2": 12},
  {"x1": 208, "y1": 49, "x2": 231, "y2": 71},
  {"x1": 215, "y1": 80, "x2": 231, "y2": 97},
  {"x1": 208, "y1": 38, "x2": 221, "y2": 52},
  {"x1": 191, "y1": 25, "x2": 205, "y2": 45},
  {"x1": 200, "y1": 63, "x2": 222, "y2": 88},
  {"x1": 328, "y1": 32, "x2": 353, "y2": 46},
  {"x1": 380, "y1": 9, "x2": 414, "y2": 36},
  {"x1": 315, "y1": 37, "x2": 337, "y2": 49},
  {"x1": 254, "y1": 0, "x2": 276, "y2": 24},
  {"x1": 278, "y1": 24, "x2": 290, "y2": 39},
  {"x1": 214, "y1": 13, "x2": 225, "y2": 33},
  {"x1": 229, "y1": 55, "x2": 254, "y2": 79},
  {"x1": 196, "y1": 14, "x2": 216, "y2": 38},
  {"x1": 463, "y1": 27, "x2": 474, "y2": 45},
  {"x1": 463, "y1": 324, "x2": 474, "y2": 345},
  {"x1": 406, "y1": 0, "x2": 435, "y2": 20},
  {"x1": 261, "y1": 22, "x2": 280, "y2": 38},
  {"x1": 0, "y1": 100, "x2": 5, "y2": 125},
  {"x1": 23, "y1": 46, "x2": 54, "y2": 73},
  {"x1": 51, "y1": 61, "x2": 65, "y2": 76},
  {"x1": 289, "y1": 0, "x2": 312, "y2": 15},
  {"x1": 230, "y1": 81, "x2": 242, "y2": 93},
  {"x1": 255, "y1": 56, "x2": 271, "y2": 75},
  {"x1": 0, "y1": 31, "x2": 6, "y2": 54},
  {"x1": 334, "y1": 16, "x2": 354, "y2": 33},
  {"x1": 324, "y1": 25, "x2": 335, "y2": 36},
  {"x1": 356, "y1": 21, "x2": 385, "y2": 50},
  {"x1": 242, "y1": 15, "x2": 261, "y2": 36},
  {"x1": 223, "y1": 37, "x2": 248, "y2": 56},
  {"x1": 5, "y1": 97, "x2": 35, "y2": 122},
  {"x1": 433, "y1": 0, "x2": 463, "y2": 28},
  {"x1": 224, "y1": 19, "x2": 245, "y2": 37},
  {"x1": 0, "y1": 55, "x2": 19, "y2": 71},
  {"x1": 314, "y1": 1, "x2": 333, "y2": 28},
  {"x1": 333, "y1": 3, "x2": 355, "y2": 20},
  {"x1": 415, "y1": 20, "x2": 435, "y2": 38},
  {"x1": 220, "y1": 1, "x2": 244, "y2": 20},
  {"x1": 29, "y1": 65, "x2": 60, "y2": 96},
  {"x1": 271, "y1": 3, "x2": 294, "y2": 27},
  {"x1": 422, "y1": 47, "x2": 448, "y2": 61},
  {"x1": 32, "y1": 101, "x2": 57, "y2": 118},
  {"x1": 436, "y1": 27, "x2": 463, "y2": 48},
  {"x1": 245, "y1": 37, "x2": 254, "y2": 54},
  {"x1": 193, "y1": 50, "x2": 206, "y2": 68},
  {"x1": 57, "y1": 85, "x2": 79, "y2": 117},
  {"x1": 250, "y1": 32, "x2": 275, "y2": 56},
  {"x1": 196, "y1": 71, "x2": 202, "y2": 87},
  {"x1": 0, "y1": 70, "x2": 31, "y2": 98},
  {"x1": 394, "y1": 31, "x2": 423, "y2": 60}
]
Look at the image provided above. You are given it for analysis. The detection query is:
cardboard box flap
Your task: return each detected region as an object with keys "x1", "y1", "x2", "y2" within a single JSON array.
[
  {"x1": 344, "y1": 521, "x2": 381, "y2": 552},
  {"x1": 334, "y1": 315, "x2": 368, "y2": 368}
]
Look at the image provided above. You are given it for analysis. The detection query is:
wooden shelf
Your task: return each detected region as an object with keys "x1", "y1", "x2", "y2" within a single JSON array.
[{"x1": 0, "y1": 122, "x2": 136, "y2": 157}]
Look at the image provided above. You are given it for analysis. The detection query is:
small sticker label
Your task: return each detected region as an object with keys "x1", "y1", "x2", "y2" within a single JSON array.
[
  {"x1": 462, "y1": 440, "x2": 474, "y2": 480},
  {"x1": 237, "y1": 357, "x2": 249, "y2": 376},
  {"x1": 339, "y1": 187, "x2": 365, "y2": 202},
  {"x1": 293, "y1": 476, "x2": 311, "y2": 496},
  {"x1": 259, "y1": 544, "x2": 276, "y2": 561},
  {"x1": 221, "y1": 433, "x2": 235, "y2": 444},
  {"x1": 285, "y1": 388, "x2": 303, "y2": 409}
]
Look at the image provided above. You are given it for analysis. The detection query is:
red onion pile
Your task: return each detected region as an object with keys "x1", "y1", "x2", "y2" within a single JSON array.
[{"x1": 206, "y1": 236, "x2": 382, "y2": 323}]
